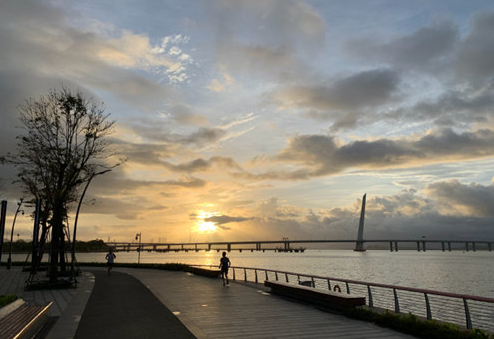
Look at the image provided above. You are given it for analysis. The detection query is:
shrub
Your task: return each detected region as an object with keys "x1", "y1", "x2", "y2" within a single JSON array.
[
  {"x1": 0, "y1": 295, "x2": 18, "y2": 308},
  {"x1": 344, "y1": 307, "x2": 493, "y2": 339}
]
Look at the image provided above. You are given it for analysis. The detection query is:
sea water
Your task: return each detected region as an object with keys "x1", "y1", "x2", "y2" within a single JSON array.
[{"x1": 9, "y1": 249, "x2": 494, "y2": 298}]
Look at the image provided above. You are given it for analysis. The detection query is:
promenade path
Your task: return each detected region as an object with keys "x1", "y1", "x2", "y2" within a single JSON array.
[{"x1": 0, "y1": 266, "x2": 418, "y2": 339}]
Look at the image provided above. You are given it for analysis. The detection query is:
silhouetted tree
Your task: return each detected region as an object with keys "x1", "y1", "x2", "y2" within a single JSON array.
[{"x1": 2, "y1": 88, "x2": 118, "y2": 282}]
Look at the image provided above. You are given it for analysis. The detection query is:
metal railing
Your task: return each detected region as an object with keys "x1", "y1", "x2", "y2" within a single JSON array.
[{"x1": 192, "y1": 264, "x2": 494, "y2": 332}]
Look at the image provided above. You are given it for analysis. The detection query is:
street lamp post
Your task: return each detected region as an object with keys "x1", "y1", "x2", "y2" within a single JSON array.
[
  {"x1": 7, "y1": 198, "x2": 24, "y2": 269},
  {"x1": 70, "y1": 169, "x2": 112, "y2": 280},
  {"x1": 135, "y1": 233, "x2": 142, "y2": 264}
]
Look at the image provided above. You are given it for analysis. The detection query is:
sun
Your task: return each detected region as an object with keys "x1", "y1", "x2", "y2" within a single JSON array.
[{"x1": 195, "y1": 210, "x2": 218, "y2": 233}]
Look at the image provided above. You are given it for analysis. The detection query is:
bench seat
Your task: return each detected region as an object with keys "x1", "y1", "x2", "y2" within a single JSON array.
[
  {"x1": 265, "y1": 281, "x2": 365, "y2": 311},
  {"x1": 0, "y1": 302, "x2": 52, "y2": 339},
  {"x1": 187, "y1": 267, "x2": 221, "y2": 278}
]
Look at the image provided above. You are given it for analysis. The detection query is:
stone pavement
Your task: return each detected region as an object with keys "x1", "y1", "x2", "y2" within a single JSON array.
[{"x1": 0, "y1": 266, "x2": 419, "y2": 339}]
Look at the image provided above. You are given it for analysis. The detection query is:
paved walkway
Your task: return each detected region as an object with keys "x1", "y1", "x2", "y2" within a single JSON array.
[
  {"x1": 0, "y1": 266, "x2": 418, "y2": 339},
  {"x1": 74, "y1": 270, "x2": 194, "y2": 338}
]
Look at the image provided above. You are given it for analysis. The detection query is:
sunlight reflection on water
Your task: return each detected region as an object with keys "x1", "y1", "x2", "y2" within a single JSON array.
[{"x1": 12, "y1": 249, "x2": 494, "y2": 297}]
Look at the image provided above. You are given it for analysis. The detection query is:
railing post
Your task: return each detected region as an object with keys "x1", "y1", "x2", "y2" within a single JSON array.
[
  {"x1": 275, "y1": 271, "x2": 278, "y2": 281},
  {"x1": 311, "y1": 277, "x2": 315, "y2": 288},
  {"x1": 393, "y1": 288, "x2": 400, "y2": 313},
  {"x1": 244, "y1": 268, "x2": 247, "y2": 282},
  {"x1": 265, "y1": 270, "x2": 268, "y2": 281},
  {"x1": 233, "y1": 267, "x2": 236, "y2": 281},
  {"x1": 255, "y1": 269, "x2": 258, "y2": 283},
  {"x1": 367, "y1": 285, "x2": 373, "y2": 307},
  {"x1": 424, "y1": 293, "x2": 432, "y2": 320},
  {"x1": 346, "y1": 282, "x2": 350, "y2": 294},
  {"x1": 327, "y1": 279, "x2": 331, "y2": 291},
  {"x1": 463, "y1": 299, "x2": 472, "y2": 329},
  {"x1": 285, "y1": 273, "x2": 289, "y2": 283}
]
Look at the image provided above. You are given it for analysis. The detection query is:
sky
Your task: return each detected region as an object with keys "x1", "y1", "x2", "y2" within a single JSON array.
[{"x1": 1, "y1": 0, "x2": 494, "y2": 244}]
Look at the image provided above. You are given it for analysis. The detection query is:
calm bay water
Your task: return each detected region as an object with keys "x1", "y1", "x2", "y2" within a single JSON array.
[{"x1": 11, "y1": 249, "x2": 494, "y2": 298}]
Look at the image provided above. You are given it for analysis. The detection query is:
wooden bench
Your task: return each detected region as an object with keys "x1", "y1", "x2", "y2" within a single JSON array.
[
  {"x1": 264, "y1": 281, "x2": 365, "y2": 311},
  {"x1": 187, "y1": 266, "x2": 221, "y2": 278},
  {"x1": 0, "y1": 301, "x2": 52, "y2": 339}
]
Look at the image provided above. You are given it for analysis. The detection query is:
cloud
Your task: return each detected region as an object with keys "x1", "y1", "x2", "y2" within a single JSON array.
[
  {"x1": 456, "y1": 12, "x2": 494, "y2": 84},
  {"x1": 271, "y1": 69, "x2": 400, "y2": 112},
  {"x1": 231, "y1": 128, "x2": 494, "y2": 181},
  {"x1": 209, "y1": 0, "x2": 325, "y2": 81},
  {"x1": 0, "y1": 0, "x2": 181, "y2": 115},
  {"x1": 162, "y1": 156, "x2": 242, "y2": 173},
  {"x1": 425, "y1": 180, "x2": 494, "y2": 218},
  {"x1": 344, "y1": 20, "x2": 458, "y2": 70},
  {"x1": 204, "y1": 214, "x2": 252, "y2": 230},
  {"x1": 125, "y1": 121, "x2": 227, "y2": 147}
]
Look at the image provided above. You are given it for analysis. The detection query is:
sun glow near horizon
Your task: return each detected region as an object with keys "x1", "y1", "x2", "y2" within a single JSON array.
[{"x1": 195, "y1": 210, "x2": 218, "y2": 233}]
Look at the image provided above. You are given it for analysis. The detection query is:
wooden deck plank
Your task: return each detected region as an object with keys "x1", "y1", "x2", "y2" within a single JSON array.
[{"x1": 127, "y1": 268, "x2": 418, "y2": 339}]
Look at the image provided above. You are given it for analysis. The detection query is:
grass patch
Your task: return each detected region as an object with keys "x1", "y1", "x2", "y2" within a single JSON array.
[
  {"x1": 344, "y1": 307, "x2": 493, "y2": 339},
  {"x1": 0, "y1": 295, "x2": 18, "y2": 308},
  {"x1": 76, "y1": 262, "x2": 190, "y2": 271}
]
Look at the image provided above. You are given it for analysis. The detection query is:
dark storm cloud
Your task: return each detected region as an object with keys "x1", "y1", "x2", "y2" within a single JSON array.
[{"x1": 272, "y1": 69, "x2": 400, "y2": 111}]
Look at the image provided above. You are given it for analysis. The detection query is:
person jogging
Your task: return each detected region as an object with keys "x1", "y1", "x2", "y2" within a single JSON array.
[
  {"x1": 106, "y1": 248, "x2": 116, "y2": 275},
  {"x1": 219, "y1": 252, "x2": 231, "y2": 286}
]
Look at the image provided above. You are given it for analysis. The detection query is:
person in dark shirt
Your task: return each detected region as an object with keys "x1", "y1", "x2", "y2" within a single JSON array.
[
  {"x1": 105, "y1": 248, "x2": 116, "y2": 276},
  {"x1": 219, "y1": 251, "x2": 231, "y2": 286}
]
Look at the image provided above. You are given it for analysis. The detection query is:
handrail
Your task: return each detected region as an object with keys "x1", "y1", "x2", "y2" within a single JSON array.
[{"x1": 191, "y1": 264, "x2": 494, "y2": 332}]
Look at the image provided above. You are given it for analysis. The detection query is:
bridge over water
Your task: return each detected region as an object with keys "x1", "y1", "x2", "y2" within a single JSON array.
[{"x1": 107, "y1": 238, "x2": 494, "y2": 253}]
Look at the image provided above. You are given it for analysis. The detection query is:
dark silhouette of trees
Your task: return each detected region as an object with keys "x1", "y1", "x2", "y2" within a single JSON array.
[{"x1": 2, "y1": 88, "x2": 118, "y2": 282}]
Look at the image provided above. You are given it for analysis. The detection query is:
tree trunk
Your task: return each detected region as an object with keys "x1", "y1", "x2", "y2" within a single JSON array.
[{"x1": 49, "y1": 204, "x2": 64, "y2": 282}]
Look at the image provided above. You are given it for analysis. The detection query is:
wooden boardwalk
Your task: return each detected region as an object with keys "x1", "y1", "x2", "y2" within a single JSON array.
[
  {"x1": 1, "y1": 267, "x2": 418, "y2": 338},
  {"x1": 127, "y1": 268, "x2": 417, "y2": 339}
]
